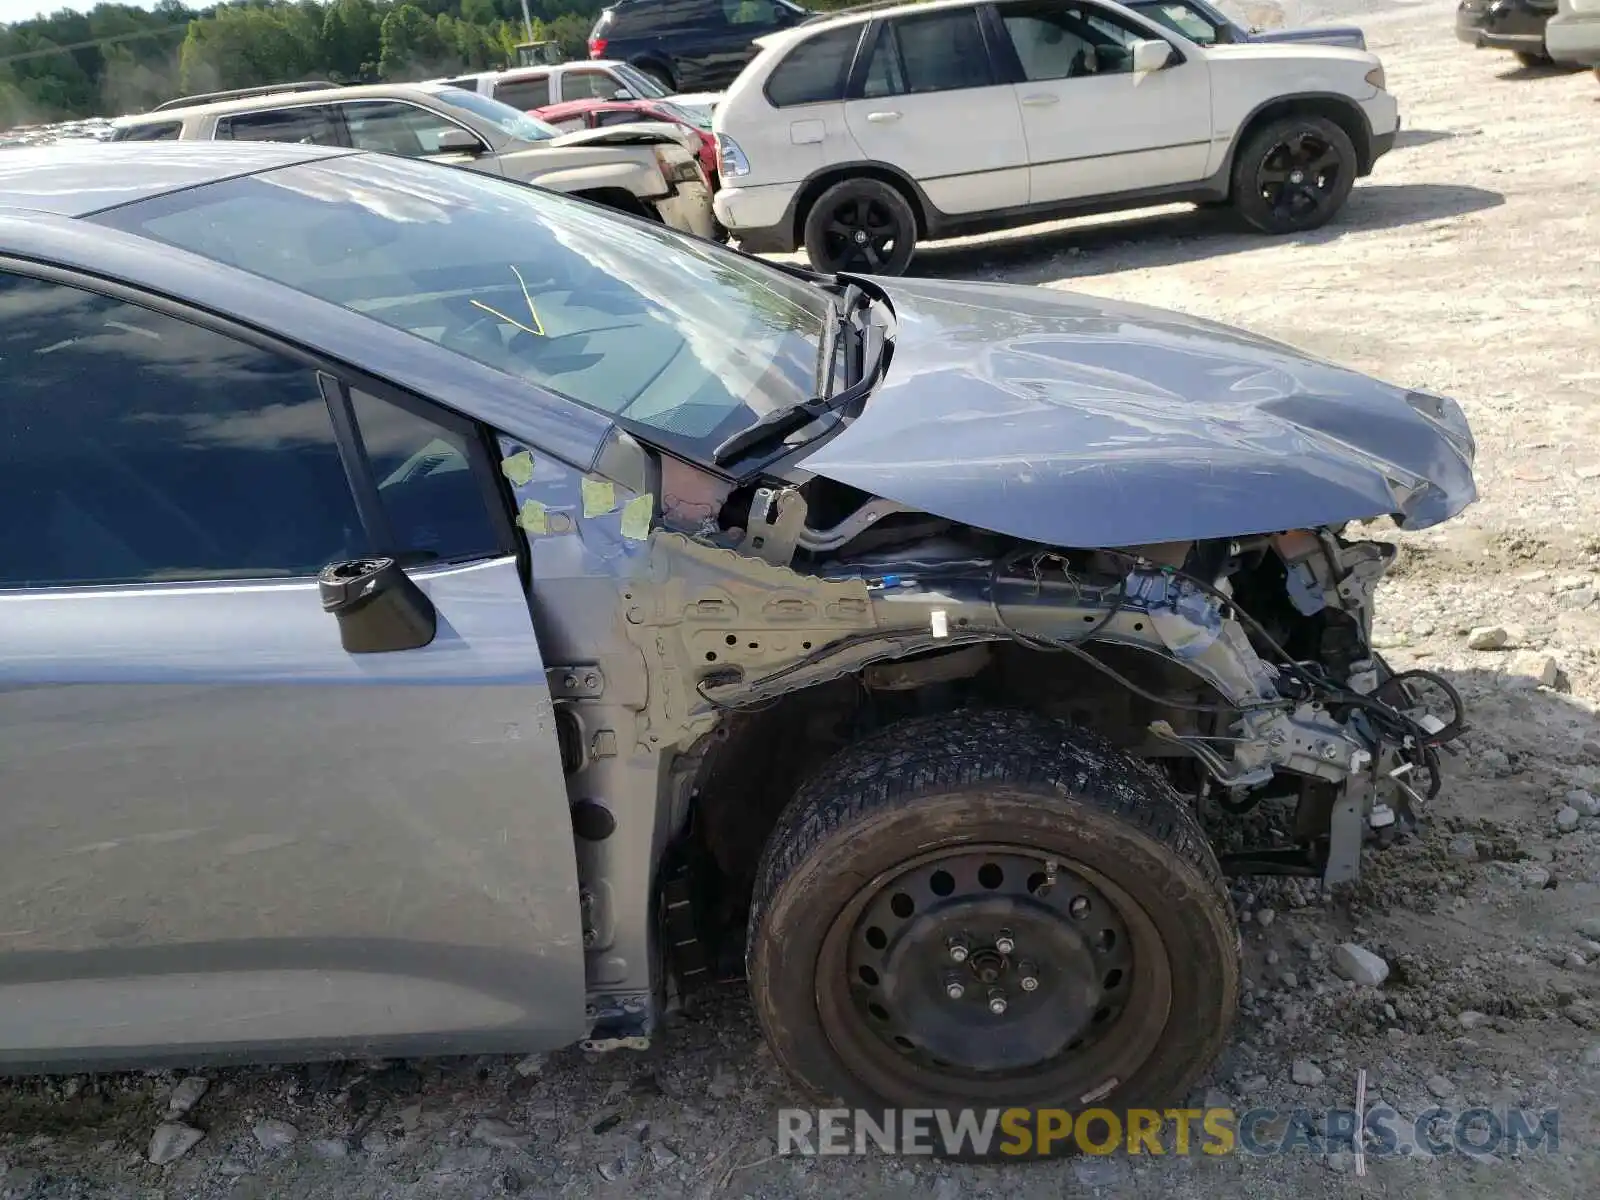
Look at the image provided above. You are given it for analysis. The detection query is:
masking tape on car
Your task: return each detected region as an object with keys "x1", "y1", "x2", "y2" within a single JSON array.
[
  {"x1": 500, "y1": 450, "x2": 536, "y2": 487},
  {"x1": 517, "y1": 498, "x2": 549, "y2": 534},
  {"x1": 620, "y1": 493, "x2": 654, "y2": 541},
  {"x1": 582, "y1": 477, "x2": 617, "y2": 517}
]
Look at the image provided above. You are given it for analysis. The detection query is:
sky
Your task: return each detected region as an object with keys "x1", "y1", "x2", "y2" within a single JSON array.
[{"x1": 1, "y1": 0, "x2": 159, "y2": 26}]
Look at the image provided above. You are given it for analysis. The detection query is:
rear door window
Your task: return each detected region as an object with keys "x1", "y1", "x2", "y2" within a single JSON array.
[
  {"x1": 216, "y1": 106, "x2": 344, "y2": 145},
  {"x1": 872, "y1": 8, "x2": 995, "y2": 95},
  {"x1": 492, "y1": 76, "x2": 552, "y2": 110},
  {"x1": 562, "y1": 70, "x2": 625, "y2": 102},
  {"x1": 765, "y1": 25, "x2": 863, "y2": 107},
  {"x1": 112, "y1": 121, "x2": 183, "y2": 142}
]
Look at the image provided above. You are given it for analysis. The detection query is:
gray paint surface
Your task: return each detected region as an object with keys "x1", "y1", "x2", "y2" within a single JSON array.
[
  {"x1": 0, "y1": 558, "x2": 587, "y2": 1070},
  {"x1": 800, "y1": 275, "x2": 1476, "y2": 547}
]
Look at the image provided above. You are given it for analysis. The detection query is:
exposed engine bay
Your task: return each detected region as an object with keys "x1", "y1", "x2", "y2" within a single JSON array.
[{"x1": 641, "y1": 470, "x2": 1466, "y2": 889}]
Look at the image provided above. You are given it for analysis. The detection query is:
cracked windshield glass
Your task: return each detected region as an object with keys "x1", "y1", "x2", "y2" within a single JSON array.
[{"x1": 98, "y1": 154, "x2": 833, "y2": 458}]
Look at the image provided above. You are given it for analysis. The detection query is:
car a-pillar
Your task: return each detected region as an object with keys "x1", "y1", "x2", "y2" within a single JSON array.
[{"x1": 494, "y1": 430, "x2": 682, "y2": 1052}]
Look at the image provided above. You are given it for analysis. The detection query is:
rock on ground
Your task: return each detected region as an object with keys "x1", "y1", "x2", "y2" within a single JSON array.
[
  {"x1": 146, "y1": 1122, "x2": 204, "y2": 1166},
  {"x1": 1331, "y1": 943, "x2": 1390, "y2": 987}
]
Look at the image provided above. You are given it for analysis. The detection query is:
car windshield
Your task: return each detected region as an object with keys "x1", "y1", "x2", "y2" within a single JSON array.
[
  {"x1": 612, "y1": 63, "x2": 672, "y2": 99},
  {"x1": 427, "y1": 86, "x2": 561, "y2": 142},
  {"x1": 96, "y1": 154, "x2": 834, "y2": 462}
]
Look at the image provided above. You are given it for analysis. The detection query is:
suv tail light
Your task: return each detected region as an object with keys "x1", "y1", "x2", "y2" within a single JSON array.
[
  {"x1": 717, "y1": 134, "x2": 751, "y2": 179},
  {"x1": 589, "y1": 37, "x2": 608, "y2": 57}
]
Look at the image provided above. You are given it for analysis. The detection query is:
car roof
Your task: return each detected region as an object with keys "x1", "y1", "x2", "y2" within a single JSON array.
[
  {"x1": 114, "y1": 82, "x2": 459, "y2": 125},
  {"x1": 0, "y1": 141, "x2": 358, "y2": 218}
]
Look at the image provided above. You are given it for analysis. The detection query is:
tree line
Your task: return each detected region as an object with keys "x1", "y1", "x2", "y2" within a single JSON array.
[{"x1": 0, "y1": 0, "x2": 606, "y2": 126}]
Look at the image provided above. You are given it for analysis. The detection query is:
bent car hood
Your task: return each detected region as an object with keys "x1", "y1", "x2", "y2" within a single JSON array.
[{"x1": 798, "y1": 277, "x2": 1476, "y2": 549}]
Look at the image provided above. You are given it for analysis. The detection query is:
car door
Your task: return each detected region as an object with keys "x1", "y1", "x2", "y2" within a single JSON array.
[
  {"x1": 335, "y1": 99, "x2": 503, "y2": 175},
  {"x1": 0, "y1": 269, "x2": 585, "y2": 1069},
  {"x1": 987, "y1": 0, "x2": 1212, "y2": 203},
  {"x1": 843, "y1": 8, "x2": 1030, "y2": 215}
]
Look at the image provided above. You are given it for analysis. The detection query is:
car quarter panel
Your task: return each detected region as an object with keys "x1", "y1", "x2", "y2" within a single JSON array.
[{"x1": 1194, "y1": 46, "x2": 1388, "y2": 176}]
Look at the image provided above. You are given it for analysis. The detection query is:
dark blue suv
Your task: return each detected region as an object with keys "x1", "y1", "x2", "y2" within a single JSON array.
[{"x1": 589, "y1": 0, "x2": 812, "y2": 92}]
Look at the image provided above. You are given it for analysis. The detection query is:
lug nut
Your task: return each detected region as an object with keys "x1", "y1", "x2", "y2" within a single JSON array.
[
  {"x1": 1018, "y1": 961, "x2": 1039, "y2": 991},
  {"x1": 987, "y1": 990, "x2": 1008, "y2": 1015},
  {"x1": 1068, "y1": 895, "x2": 1091, "y2": 920},
  {"x1": 994, "y1": 931, "x2": 1016, "y2": 955},
  {"x1": 945, "y1": 980, "x2": 965, "y2": 1000},
  {"x1": 947, "y1": 936, "x2": 970, "y2": 963}
]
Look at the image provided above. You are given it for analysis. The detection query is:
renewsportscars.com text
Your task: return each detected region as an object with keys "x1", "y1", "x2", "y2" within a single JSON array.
[{"x1": 777, "y1": 1105, "x2": 1560, "y2": 1158}]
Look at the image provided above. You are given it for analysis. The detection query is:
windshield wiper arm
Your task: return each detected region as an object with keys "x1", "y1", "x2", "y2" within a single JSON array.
[{"x1": 712, "y1": 287, "x2": 877, "y2": 467}]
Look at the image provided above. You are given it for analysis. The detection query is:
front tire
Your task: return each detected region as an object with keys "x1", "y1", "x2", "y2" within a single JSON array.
[
  {"x1": 801, "y1": 178, "x2": 917, "y2": 276},
  {"x1": 1231, "y1": 114, "x2": 1357, "y2": 235},
  {"x1": 747, "y1": 711, "x2": 1239, "y2": 1149}
]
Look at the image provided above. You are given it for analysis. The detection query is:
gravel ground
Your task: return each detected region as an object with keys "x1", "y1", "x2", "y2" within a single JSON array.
[{"x1": 5, "y1": 4, "x2": 1600, "y2": 1197}]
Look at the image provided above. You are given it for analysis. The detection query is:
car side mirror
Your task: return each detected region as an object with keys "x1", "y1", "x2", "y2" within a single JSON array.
[
  {"x1": 613, "y1": 88, "x2": 635, "y2": 100},
  {"x1": 1131, "y1": 38, "x2": 1175, "y2": 73},
  {"x1": 435, "y1": 129, "x2": 485, "y2": 155},
  {"x1": 319, "y1": 557, "x2": 437, "y2": 654}
]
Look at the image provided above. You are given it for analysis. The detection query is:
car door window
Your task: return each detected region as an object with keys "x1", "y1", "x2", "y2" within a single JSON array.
[
  {"x1": 1000, "y1": 1, "x2": 1144, "y2": 80},
  {"x1": 722, "y1": 0, "x2": 783, "y2": 27},
  {"x1": 339, "y1": 100, "x2": 482, "y2": 157},
  {"x1": 864, "y1": 9, "x2": 994, "y2": 97},
  {"x1": 113, "y1": 120, "x2": 182, "y2": 142},
  {"x1": 562, "y1": 70, "x2": 623, "y2": 102},
  {"x1": 346, "y1": 388, "x2": 502, "y2": 564},
  {"x1": 1130, "y1": 0, "x2": 1219, "y2": 43},
  {"x1": 492, "y1": 77, "x2": 552, "y2": 110},
  {"x1": 766, "y1": 25, "x2": 861, "y2": 106},
  {"x1": 0, "y1": 273, "x2": 365, "y2": 588},
  {"x1": 216, "y1": 105, "x2": 343, "y2": 145}
]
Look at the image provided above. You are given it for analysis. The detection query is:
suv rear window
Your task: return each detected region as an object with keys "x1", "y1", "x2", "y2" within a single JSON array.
[
  {"x1": 765, "y1": 25, "x2": 864, "y2": 107},
  {"x1": 111, "y1": 121, "x2": 182, "y2": 142}
]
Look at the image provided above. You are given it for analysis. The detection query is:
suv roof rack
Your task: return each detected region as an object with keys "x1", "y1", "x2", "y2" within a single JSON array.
[{"x1": 151, "y1": 80, "x2": 338, "y2": 113}]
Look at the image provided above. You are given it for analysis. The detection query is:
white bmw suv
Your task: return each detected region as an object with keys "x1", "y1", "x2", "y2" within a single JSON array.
[{"x1": 711, "y1": 0, "x2": 1399, "y2": 273}]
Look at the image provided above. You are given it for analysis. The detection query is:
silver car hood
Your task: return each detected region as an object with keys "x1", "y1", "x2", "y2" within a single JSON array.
[{"x1": 798, "y1": 277, "x2": 1476, "y2": 548}]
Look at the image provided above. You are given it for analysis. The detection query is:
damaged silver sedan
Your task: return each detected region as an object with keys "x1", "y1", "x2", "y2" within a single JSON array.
[{"x1": 0, "y1": 142, "x2": 1474, "y2": 1119}]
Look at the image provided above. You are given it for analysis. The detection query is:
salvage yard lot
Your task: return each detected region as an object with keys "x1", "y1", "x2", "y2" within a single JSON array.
[{"x1": 3, "y1": 4, "x2": 1599, "y2": 1198}]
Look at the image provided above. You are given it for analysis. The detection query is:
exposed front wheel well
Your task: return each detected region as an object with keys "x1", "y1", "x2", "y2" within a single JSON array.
[
  {"x1": 1234, "y1": 96, "x2": 1374, "y2": 178},
  {"x1": 792, "y1": 166, "x2": 929, "y2": 247},
  {"x1": 569, "y1": 187, "x2": 655, "y2": 220}
]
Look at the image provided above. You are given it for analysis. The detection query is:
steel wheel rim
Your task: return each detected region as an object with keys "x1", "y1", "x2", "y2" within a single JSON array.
[
  {"x1": 820, "y1": 195, "x2": 901, "y2": 272},
  {"x1": 814, "y1": 841, "x2": 1173, "y2": 1105},
  {"x1": 1255, "y1": 131, "x2": 1342, "y2": 223}
]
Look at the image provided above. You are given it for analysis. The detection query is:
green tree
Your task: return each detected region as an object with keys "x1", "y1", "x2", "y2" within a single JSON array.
[{"x1": 378, "y1": 3, "x2": 449, "y2": 79}]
